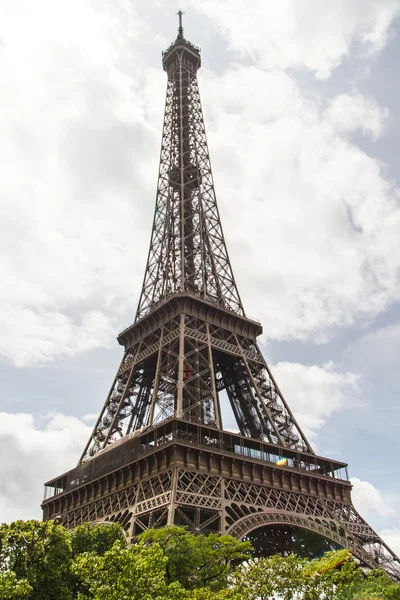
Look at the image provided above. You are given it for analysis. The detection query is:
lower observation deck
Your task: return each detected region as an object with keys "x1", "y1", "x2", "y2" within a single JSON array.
[
  {"x1": 44, "y1": 418, "x2": 396, "y2": 577},
  {"x1": 43, "y1": 418, "x2": 350, "y2": 504}
]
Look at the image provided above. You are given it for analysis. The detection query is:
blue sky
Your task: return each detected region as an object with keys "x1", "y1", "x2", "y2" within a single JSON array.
[{"x1": 0, "y1": 0, "x2": 400, "y2": 553}]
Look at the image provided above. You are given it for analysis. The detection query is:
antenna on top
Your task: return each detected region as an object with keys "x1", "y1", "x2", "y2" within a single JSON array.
[{"x1": 177, "y1": 10, "x2": 184, "y2": 39}]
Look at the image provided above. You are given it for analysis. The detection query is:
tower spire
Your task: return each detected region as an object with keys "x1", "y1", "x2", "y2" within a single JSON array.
[{"x1": 177, "y1": 9, "x2": 184, "y2": 39}]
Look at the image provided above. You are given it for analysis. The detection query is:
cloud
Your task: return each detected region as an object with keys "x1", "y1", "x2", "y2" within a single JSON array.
[
  {"x1": 343, "y1": 325, "x2": 400, "y2": 434},
  {"x1": 0, "y1": 412, "x2": 91, "y2": 523},
  {"x1": 351, "y1": 479, "x2": 400, "y2": 556},
  {"x1": 82, "y1": 413, "x2": 100, "y2": 424},
  {"x1": 202, "y1": 66, "x2": 400, "y2": 341},
  {"x1": 323, "y1": 94, "x2": 389, "y2": 139},
  {"x1": 351, "y1": 477, "x2": 395, "y2": 519},
  {"x1": 380, "y1": 529, "x2": 400, "y2": 557},
  {"x1": 0, "y1": 1, "x2": 157, "y2": 366},
  {"x1": 271, "y1": 361, "x2": 358, "y2": 439},
  {"x1": 0, "y1": 0, "x2": 399, "y2": 367},
  {"x1": 345, "y1": 324, "x2": 400, "y2": 370},
  {"x1": 191, "y1": 0, "x2": 400, "y2": 79},
  {"x1": 0, "y1": 310, "x2": 115, "y2": 367}
]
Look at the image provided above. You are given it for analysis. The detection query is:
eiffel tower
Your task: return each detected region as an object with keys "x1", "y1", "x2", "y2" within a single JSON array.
[{"x1": 42, "y1": 14, "x2": 400, "y2": 577}]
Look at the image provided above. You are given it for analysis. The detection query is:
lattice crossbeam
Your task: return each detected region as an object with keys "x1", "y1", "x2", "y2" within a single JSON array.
[
  {"x1": 80, "y1": 315, "x2": 311, "y2": 461},
  {"x1": 47, "y1": 466, "x2": 400, "y2": 577}
]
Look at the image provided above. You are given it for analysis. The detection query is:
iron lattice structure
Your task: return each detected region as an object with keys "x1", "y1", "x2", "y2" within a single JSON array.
[{"x1": 42, "y1": 17, "x2": 400, "y2": 578}]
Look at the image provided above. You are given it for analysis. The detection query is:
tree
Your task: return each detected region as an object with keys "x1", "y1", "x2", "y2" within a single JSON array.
[
  {"x1": 187, "y1": 590, "x2": 238, "y2": 600},
  {"x1": 138, "y1": 526, "x2": 252, "y2": 591},
  {"x1": 69, "y1": 522, "x2": 127, "y2": 599},
  {"x1": 233, "y1": 553, "x2": 311, "y2": 600},
  {"x1": 71, "y1": 522, "x2": 126, "y2": 557},
  {"x1": 232, "y1": 548, "x2": 400, "y2": 600},
  {"x1": 333, "y1": 568, "x2": 400, "y2": 600},
  {"x1": 72, "y1": 541, "x2": 187, "y2": 600},
  {"x1": 303, "y1": 549, "x2": 358, "y2": 599},
  {"x1": 2, "y1": 519, "x2": 400, "y2": 600},
  {"x1": 0, "y1": 572, "x2": 32, "y2": 600},
  {"x1": 305, "y1": 550, "x2": 400, "y2": 600},
  {"x1": 0, "y1": 520, "x2": 72, "y2": 600},
  {"x1": 0, "y1": 520, "x2": 126, "y2": 600}
]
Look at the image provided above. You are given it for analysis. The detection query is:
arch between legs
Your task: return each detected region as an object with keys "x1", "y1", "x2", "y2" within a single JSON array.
[{"x1": 226, "y1": 510, "x2": 375, "y2": 569}]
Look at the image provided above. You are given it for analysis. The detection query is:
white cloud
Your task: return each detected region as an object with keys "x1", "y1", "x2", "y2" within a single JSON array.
[
  {"x1": 351, "y1": 477, "x2": 395, "y2": 518},
  {"x1": 191, "y1": 0, "x2": 400, "y2": 79},
  {"x1": 323, "y1": 94, "x2": 389, "y2": 139},
  {"x1": 0, "y1": 412, "x2": 91, "y2": 523},
  {"x1": 0, "y1": 309, "x2": 115, "y2": 366},
  {"x1": 271, "y1": 361, "x2": 358, "y2": 439},
  {"x1": 351, "y1": 480, "x2": 400, "y2": 557},
  {"x1": 0, "y1": 1, "x2": 157, "y2": 366},
  {"x1": 202, "y1": 66, "x2": 400, "y2": 341},
  {"x1": 0, "y1": 0, "x2": 399, "y2": 366},
  {"x1": 82, "y1": 413, "x2": 100, "y2": 424},
  {"x1": 380, "y1": 529, "x2": 400, "y2": 557},
  {"x1": 345, "y1": 324, "x2": 400, "y2": 370}
]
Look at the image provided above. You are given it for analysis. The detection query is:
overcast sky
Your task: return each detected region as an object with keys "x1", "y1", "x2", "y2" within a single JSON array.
[{"x1": 1, "y1": 0, "x2": 400, "y2": 554}]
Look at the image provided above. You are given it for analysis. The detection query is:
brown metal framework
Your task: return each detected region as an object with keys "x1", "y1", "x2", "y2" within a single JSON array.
[
  {"x1": 80, "y1": 299, "x2": 312, "y2": 461},
  {"x1": 136, "y1": 36, "x2": 243, "y2": 320},
  {"x1": 42, "y1": 17, "x2": 400, "y2": 578},
  {"x1": 43, "y1": 421, "x2": 400, "y2": 578}
]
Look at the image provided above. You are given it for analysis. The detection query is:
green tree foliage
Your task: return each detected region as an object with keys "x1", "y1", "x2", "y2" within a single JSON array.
[
  {"x1": 304, "y1": 550, "x2": 400, "y2": 600},
  {"x1": 71, "y1": 522, "x2": 126, "y2": 557},
  {"x1": 233, "y1": 549, "x2": 400, "y2": 600},
  {"x1": 1, "y1": 519, "x2": 400, "y2": 600},
  {"x1": 233, "y1": 553, "x2": 315, "y2": 600},
  {"x1": 69, "y1": 522, "x2": 127, "y2": 599},
  {"x1": 0, "y1": 520, "x2": 72, "y2": 600},
  {"x1": 0, "y1": 572, "x2": 32, "y2": 600},
  {"x1": 71, "y1": 542, "x2": 186, "y2": 600},
  {"x1": 332, "y1": 568, "x2": 400, "y2": 600},
  {"x1": 187, "y1": 590, "x2": 237, "y2": 600},
  {"x1": 0, "y1": 520, "x2": 126, "y2": 600},
  {"x1": 138, "y1": 525, "x2": 252, "y2": 590}
]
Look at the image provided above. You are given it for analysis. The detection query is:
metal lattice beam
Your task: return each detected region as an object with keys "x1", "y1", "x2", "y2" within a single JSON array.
[
  {"x1": 80, "y1": 315, "x2": 311, "y2": 461},
  {"x1": 136, "y1": 38, "x2": 243, "y2": 321},
  {"x1": 45, "y1": 465, "x2": 400, "y2": 578}
]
